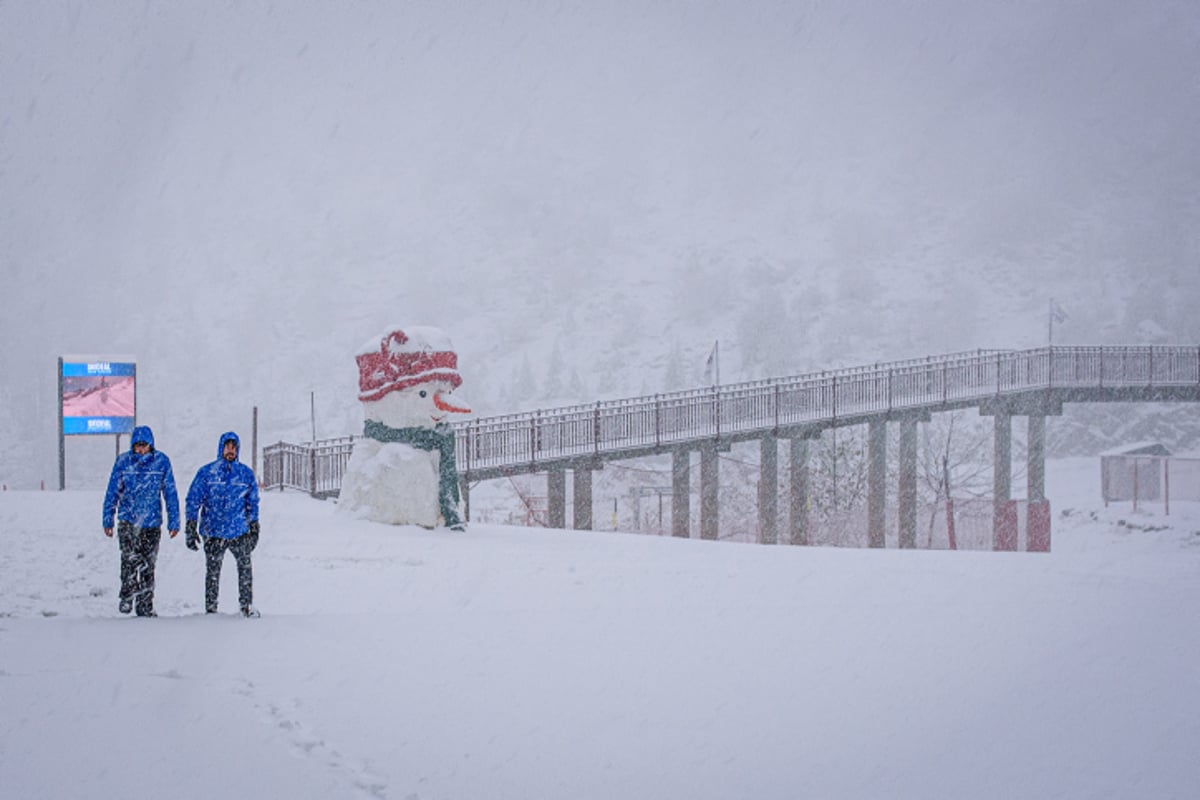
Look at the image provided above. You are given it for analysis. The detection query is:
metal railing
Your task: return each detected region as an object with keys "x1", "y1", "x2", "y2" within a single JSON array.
[
  {"x1": 263, "y1": 345, "x2": 1200, "y2": 493},
  {"x1": 261, "y1": 436, "x2": 354, "y2": 497}
]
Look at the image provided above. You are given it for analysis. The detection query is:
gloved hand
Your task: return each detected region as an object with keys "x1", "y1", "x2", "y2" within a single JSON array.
[
  {"x1": 247, "y1": 519, "x2": 260, "y2": 551},
  {"x1": 185, "y1": 520, "x2": 199, "y2": 551}
]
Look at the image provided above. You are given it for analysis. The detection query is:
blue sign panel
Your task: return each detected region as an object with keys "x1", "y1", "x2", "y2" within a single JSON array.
[{"x1": 61, "y1": 360, "x2": 136, "y2": 436}]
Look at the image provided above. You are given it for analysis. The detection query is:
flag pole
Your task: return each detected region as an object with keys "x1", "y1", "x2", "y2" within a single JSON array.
[
  {"x1": 715, "y1": 340, "x2": 720, "y2": 386},
  {"x1": 1048, "y1": 299, "x2": 1053, "y2": 346}
]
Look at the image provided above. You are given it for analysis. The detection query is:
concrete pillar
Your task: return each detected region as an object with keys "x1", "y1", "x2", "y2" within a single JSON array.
[
  {"x1": 573, "y1": 468, "x2": 593, "y2": 530},
  {"x1": 1027, "y1": 415, "x2": 1046, "y2": 501},
  {"x1": 758, "y1": 435, "x2": 778, "y2": 544},
  {"x1": 868, "y1": 419, "x2": 887, "y2": 548},
  {"x1": 547, "y1": 467, "x2": 566, "y2": 529},
  {"x1": 1027, "y1": 414, "x2": 1051, "y2": 552},
  {"x1": 671, "y1": 448, "x2": 690, "y2": 538},
  {"x1": 993, "y1": 413, "x2": 1016, "y2": 550},
  {"x1": 898, "y1": 418, "x2": 918, "y2": 549},
  {"x1": 993, "y1": 413, "x2": 1012, "y2": 502},
  {"x1": 788, "y1": 436, "x2": 810, "y2": 545},
  {"x1": 700, "y1": 443, "x2": 720, "y2": 540}
]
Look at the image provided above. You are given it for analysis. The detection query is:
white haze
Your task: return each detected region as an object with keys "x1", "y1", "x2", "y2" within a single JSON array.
[{"x1": 2, "y1": 1, "x2": 1199, "y2": 492}]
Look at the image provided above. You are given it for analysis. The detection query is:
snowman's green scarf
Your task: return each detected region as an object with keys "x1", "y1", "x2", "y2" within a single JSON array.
[{"x1": 363, "y1": 419, "x2": 463, "y2": 529}]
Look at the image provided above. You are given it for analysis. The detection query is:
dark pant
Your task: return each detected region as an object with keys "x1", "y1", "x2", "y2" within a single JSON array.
[
  {"x1": 118, "y1": 522, "x2": 162, "y2": 615},
  {"x1": 203, "y1": 534, "x2": 254, "y2": 611}
]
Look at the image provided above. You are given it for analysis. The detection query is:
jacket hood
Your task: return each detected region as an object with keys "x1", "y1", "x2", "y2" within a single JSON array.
[
  {"x1": 130, "y1": 425, "x2": 155, "y2": 451},
  {"x1": 218, "y1": 431, "x2": 241, "y2": 461}
]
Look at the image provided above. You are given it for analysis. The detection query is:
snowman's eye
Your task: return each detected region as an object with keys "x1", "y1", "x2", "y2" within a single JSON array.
[{"x1": 419, "y1": 390, "x2": 427, "y2": 398}]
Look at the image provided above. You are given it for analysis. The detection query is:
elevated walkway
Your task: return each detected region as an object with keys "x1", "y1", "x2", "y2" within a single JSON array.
[{"x1": 263, "y1": 345, "x2": 1200, "y2": 549}]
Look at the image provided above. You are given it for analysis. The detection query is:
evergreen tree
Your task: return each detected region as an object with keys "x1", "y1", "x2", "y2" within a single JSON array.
[
  {"x1": 567, "y1": 368, "x2": 588, "y2": 405},
  {"x1": 543, "y1": 339, "x2": 565, "y2": 403},
  {"x1": 510, "y1": 354, "x2": 538, "y2": 410}
]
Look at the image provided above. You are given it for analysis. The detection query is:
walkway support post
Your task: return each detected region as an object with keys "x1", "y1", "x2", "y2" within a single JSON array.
[
  {"x1": 700, "y1": 443, "x2": 719, "y2": 540},
  {"x1": 992, "y1": 413, "x2": 1016, "y2": 550},
  {"x1": 671, "y1": 448, "x2": 690, "y2": 538},
  {"x1": 1027, "y1": 415, "x2": 1046, "y2": 502},
  {"x1": 788, "y1": 435, "x2": 811, "y2": 545},
  {"x1": 868, "y1": 419, "x2": 887, "y2": 548},
  {"x1": 573, "y1": 467, "x2": 593, "y2": 530},
  {"x1": 547, "y1": 467, "x2": 566, "y2": 529},
  {"x1": 1026, "y1": 414, "x2": 1051, "y2": 552},
  {"x1": 758, "y1": 435, "x2": 778, "y2": 544},
  {"x1": 898, "y1": 418, "x2": 918, "y2": 548}
]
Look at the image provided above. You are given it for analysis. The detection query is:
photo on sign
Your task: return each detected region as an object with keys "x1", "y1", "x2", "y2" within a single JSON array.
[{"x1": 61, "y1": 375, "x2": 136, "y2": 418}]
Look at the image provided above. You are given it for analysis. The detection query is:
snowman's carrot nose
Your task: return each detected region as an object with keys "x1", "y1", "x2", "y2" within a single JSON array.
[{"x1": 433, "y1": 392, "x2": 471, "y2": 414}]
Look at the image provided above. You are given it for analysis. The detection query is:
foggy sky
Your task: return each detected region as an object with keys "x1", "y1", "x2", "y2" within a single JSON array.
[{"x1": 2, "y1": 0, "x2": 1199, "y2": 486}]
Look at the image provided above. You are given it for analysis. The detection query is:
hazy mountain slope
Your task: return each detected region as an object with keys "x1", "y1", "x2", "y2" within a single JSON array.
[{"x1": 2, "y1": 1, "x2": 1199, "y2": 489}]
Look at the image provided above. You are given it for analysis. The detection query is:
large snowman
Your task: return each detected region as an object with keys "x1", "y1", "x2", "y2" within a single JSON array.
[{"x1": 338, "y1": 325, "x2": 472, "y2": 529}]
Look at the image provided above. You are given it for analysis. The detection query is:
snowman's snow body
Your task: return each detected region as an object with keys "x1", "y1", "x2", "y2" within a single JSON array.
[{"x1": 337, "y1": 326, "x2": 470, "y2": 528}]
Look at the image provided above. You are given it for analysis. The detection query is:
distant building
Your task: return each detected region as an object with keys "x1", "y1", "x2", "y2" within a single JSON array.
[{"x1": 1100, "y1": 442, "x2": 1172, "y2": 504}]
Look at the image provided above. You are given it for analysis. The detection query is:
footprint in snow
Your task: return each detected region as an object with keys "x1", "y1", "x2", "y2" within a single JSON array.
[{"x1": 240, "y1": 683, "x2": 390, "y2": 798}]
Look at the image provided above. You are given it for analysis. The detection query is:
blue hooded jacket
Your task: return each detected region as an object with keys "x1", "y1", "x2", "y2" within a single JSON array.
[
  {"x1": 102, "y1": 425, "x2": 181, "y2": 530},
  {"x1": 185, "y1": 431, "x2": 260, "y2": 540}
]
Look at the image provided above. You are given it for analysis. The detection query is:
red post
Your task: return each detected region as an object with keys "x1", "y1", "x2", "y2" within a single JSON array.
[
  {"x1": 1133, "y1": 459, "x2": 1139, "y2": 511},
  {"x1": 1101, "y1": 457, "x2": 1109, "y2": 507},
  {"x1": 252, "y1": 406, "x2": 258, "y2": 475},
  {"x1": 1027, "y1": 500, "x2": 1051, "y2": 552},
  {"x1": 1164, "y1": 458, "x2": 1170, "y2": 516},
  {"x1": 994, "y1": 499, "x2": 1019, "y2": 551}
]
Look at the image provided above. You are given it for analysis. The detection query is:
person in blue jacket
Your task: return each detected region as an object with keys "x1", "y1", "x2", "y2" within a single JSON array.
[
  {"x1": 185, "y1": 431, "x2": 261, "y2": 617},
  {"x1": 102, "y1": 425, "x2": 180, "y2": 617}
]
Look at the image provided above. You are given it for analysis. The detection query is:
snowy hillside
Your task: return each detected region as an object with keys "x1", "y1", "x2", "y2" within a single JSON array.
[
  {"x1": 2, "y1": 458, "x2": 1198, "y2": 799},
  {"x1": 3, "y1": 1, "x2": 1200, "y2": 491}
]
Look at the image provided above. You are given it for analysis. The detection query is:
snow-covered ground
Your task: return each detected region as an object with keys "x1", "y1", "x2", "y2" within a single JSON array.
[{"x1": 2, "y1": 458, "x2": 1198, "y2": 799}]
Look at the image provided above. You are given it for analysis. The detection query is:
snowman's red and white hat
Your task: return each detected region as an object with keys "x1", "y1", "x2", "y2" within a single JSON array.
[{"x1": 355, "y1": 325, "x2": 463, "y2": 402}]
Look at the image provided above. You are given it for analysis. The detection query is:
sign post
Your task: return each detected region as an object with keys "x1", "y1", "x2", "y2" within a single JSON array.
[{"x1": 58, "y1": 357, "x2": 65, "y2": 490}]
